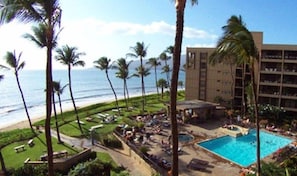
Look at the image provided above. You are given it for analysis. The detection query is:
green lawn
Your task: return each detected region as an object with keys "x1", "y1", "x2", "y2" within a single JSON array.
[
  {"x1": 2, "y1": 133, "x2": 80, "y2": 169},
  {"x1": 48, "y1": 91, "x2": 185, "y2": 137},
  {"x1": 1, "y1": 91, "x2": 185, "y2": 171}
]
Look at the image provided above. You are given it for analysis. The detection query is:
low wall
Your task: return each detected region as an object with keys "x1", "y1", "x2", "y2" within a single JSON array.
[
  {"x1": 24, "y1": 148, "x2": 92, "y2": 173},
  {"x1": 113, "y1": 132, "x2": 159, "y2": 176}
]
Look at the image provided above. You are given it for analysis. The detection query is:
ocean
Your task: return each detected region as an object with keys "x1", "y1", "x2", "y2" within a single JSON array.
[{"x1": 0, "y1": 68, "x2": 185, "y2": 129}]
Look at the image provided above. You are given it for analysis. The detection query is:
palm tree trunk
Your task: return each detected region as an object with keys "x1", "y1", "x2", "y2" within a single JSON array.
[
  {"x1": 125, "y1": 80, "x2": 130, "y2": 105},
  {"x1": 45, "y1": 30, "x2": 54, "y2": 176},
  {"x1": 68, "y1": 66, "x2": 83, "y2": 134},
  {"x1": 52, "y1": 93, "x2": 62, "y2": 143},
  {"x1": 106, "y1": 70, "x2": 120, "y2": 115},
  {"x1": 15, "y1": 73, "x2": 34, "y2": 132},
  {"x1": 57, "y1": 94, "x2": 64, "y2": 122},
  {"x1": 250, "y1": 62, "x2": 261, "y2": 176},
  {"x1": 140, "y1": 58, "x2": 145, "y2": 115},
  {"x1": 123, "y1": 81, "x2": 128, "y2": 109},
  {"x1": 242, "y1": 64, "x2": 247, "y2": 116},
  {"x1": 154, "y1": 67, "x2": 159, "y2": 96},
  {"x1": 0, "y1": 150, "x2": 7, "y2": 176},
  {"x1": 170, "y1": 1, "x2": 186, "y2": 175}
]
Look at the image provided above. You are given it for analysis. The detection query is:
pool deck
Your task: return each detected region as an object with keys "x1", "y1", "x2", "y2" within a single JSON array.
[
  {"x1": 144, "y1": 117, "x2": 296, "y2": 176},
  {"x1": 145, "y1": 118, "x2": 242, "y2": 176}
]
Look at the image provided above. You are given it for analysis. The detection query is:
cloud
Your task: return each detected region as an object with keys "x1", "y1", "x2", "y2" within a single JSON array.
[
  {"x1": 0, "y1": 19, "x2": 219, "y2": 70},
  {"x1": 63, "y1": 19, "x2": 217, "y2": 39}
]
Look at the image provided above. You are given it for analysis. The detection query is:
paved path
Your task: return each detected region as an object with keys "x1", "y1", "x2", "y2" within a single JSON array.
[{"x1": 49, "y1": 129, "x2": 148, "y2": 176}]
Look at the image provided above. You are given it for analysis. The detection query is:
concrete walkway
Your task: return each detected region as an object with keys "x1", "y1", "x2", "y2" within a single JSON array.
[{"x1": 49, "y1": 129, "x2": 148, "y2": 176}]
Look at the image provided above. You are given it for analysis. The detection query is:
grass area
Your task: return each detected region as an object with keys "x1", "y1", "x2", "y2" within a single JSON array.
[
  {"x1": 2, "y1": 132, "x2": 80, "y2": 169},
  {"x1": 0, "y1": 91, "x2": 185, "y2": 171},
  {"x1": 35, "y1": 91, "x2": 185, "y2": 138}
]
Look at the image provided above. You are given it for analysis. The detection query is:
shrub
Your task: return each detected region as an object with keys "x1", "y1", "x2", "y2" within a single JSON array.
[
  {"x1": 68, "y1": 158, "x2": 110, "y2": 176},
  {"x1": 101, "y1": 134, "x2": 122, "y2": 148}
]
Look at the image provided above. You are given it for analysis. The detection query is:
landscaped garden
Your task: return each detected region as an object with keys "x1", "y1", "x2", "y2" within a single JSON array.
[{"x1": 0, "y1": 91, "x2": 184, "y2": 175}]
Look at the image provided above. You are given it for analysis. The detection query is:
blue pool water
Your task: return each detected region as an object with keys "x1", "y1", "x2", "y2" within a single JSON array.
[{"x1": 198, "y1": 129, "x2": 293, "y2": 167}]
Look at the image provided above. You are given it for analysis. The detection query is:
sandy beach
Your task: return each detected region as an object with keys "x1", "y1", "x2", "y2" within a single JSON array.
[{"x1": 0, "y1": 116, "x2": 45, "y2": 132}]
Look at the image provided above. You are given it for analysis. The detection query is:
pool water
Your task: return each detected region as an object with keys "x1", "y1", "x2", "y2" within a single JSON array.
[
  {"x1": 198, "y1": 129, "x2": 293, "y2": 167},
  {"x1": 178, "y1": 133, "x2": 194, "y2": 143}
]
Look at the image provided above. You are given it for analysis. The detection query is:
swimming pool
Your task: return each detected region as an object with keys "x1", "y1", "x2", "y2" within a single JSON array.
[{"x1": 198, "y1": 129, "x2": 293, "y2": 167}]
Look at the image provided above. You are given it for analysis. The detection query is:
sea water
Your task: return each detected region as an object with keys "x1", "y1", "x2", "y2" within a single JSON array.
[{"x1": 0, "y1": 68, "x2": 185, "y2": 128}]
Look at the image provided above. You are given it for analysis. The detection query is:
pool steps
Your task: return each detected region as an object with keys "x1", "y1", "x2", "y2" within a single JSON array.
[{"x1": 219, "y1": 125, "x2": 249, "y2": 137}]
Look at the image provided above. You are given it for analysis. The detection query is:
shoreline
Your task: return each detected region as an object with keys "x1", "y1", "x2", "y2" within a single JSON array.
[
  {"x1": 0, "y1": 98, "x2": 115, "y2": 132},
  {"x1": 0, "y1": 91, "x2": 164, "y2": 132}
]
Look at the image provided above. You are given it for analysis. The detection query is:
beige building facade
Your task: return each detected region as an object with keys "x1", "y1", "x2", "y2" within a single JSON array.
[{"x1": 185, "y1": 32, "x2": 297, "y2": 116}]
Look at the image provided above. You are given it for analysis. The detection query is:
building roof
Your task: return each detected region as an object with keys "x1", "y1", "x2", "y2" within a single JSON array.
[{"x1": 175, "y1": 100, "x2": 218, "y2": 111}]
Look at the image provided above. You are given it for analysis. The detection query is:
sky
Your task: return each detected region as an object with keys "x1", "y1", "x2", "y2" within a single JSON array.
[{"x1": 0, "y1": 0, "x2": 297, "y2": 70}]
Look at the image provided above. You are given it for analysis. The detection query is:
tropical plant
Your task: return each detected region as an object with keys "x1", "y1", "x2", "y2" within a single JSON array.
[
  {"x1": 159, "y1": 52, "x2": 171, "y2": 87},
  {"x1": 94, "y1": 57, "x2": 120, "y2": 114},
  {"x1": 0, "y1": 1, "x2": 62, "y2": 174},
  {"x1": 178, "y1": 80, "x2": 184, "y2": 89},
  {"x1": 170, "y1": 1, "x2": 198, "y2": 175},
  {"x1": 133, "y1": 66, "x2": 151, "y2": 86},
  {"x1": 55, "y1": 45, "x2": 85, "y2": 134},
  {"x1": 214, "y1": 15, "x2": 260, "y2": 175},
  {"x1": 157, "y1": 78, "x2": 168, "y2": 99},
  {"x1": 52, "y1": 81, "x2": 68, "y2": 122},
  {"x1": 127, "y1": 42, "x2": 148, "y2": 115},
  {"x1": 114, "y1": 58, "x2": 133, "y2": 109},
  {"x1": 209, "y1": 50, "x2": 237, "y2": 109},
  {"x1": 146, "y1": 57, "x2": 161, "y2": 96},
  {"x1": 2, "y1": 51, "x2": 35, "y2": 132},
  {"x1": 52, "y1": 80, "x2": 68, "y2": 143},
  {"x1": 0, "y1": 68, "x2": 7, "y2": 175}
]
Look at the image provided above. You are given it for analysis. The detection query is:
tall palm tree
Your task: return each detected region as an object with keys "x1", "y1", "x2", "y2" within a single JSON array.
[
  {"x1": 114, "y1": 58, "x2": 133, "y2": 109},
  {"x1": 0, "y1": 1, "x2": 62, "y2": 174},
  {"x1": 170, "y1": 1, "x2": 198, "y2": 175},
  {"x1": 214, "y1": 15, "x2": 260, "y2": 175},
  {"x1": 146, "y1": 57, "x2": 161, "y2": 96},
  {"x1": 94, "y1": 57, "x2": 120, "y2": 114},
  {"x1": 52, "y1": 81, "x2": 68, "y2": 122},
  {"x1": 55, "y1": 45, "x2": 85, "y2": 134},
  {"x1": 127, "y1": 42, "x2": 148, "y2": 115},
  {"x1": 2, "y1": 51, "x2": 34, "y2": 132}
]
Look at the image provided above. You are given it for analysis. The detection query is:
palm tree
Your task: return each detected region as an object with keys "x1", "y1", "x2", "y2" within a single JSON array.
[
  {"x1": 178, "y1": 80, "x2": 184, "y2": 89},
  {"x1": 55, "y1": 45, "x2": 85, "y2": 134},
  {"x1": 94, "y1": 57, "x2": 120, "y2": 114},
  {"x1": 114, "y1": 58, "x2": 133, "y2": 109},
  {"x1": 157, "y1": 78, "x2": 168, "y2": 99},
  {"x1": 52, "y1": 81, "x2": 68, "y2": 122},
  {"x1": 127, "y1": 42, "x2": 148, "y2": 115},
  {"x1": 52, "y1": 81, "x2": 67, "y2": 143},
  {"x1": 159, "y1": 52, "x2": 171, "y2": 87},
  {"x1": 0, "y1": 1, "x2": 62, "y2": 174},
  {"x1": 146, "y1": 57, "x2": 161, "y2": 96},
  {"x1": 2, "y1": 51, "x2": 34, "y2": 132},
  {"x1": 0, "y1": 67, "x2": 7, "y2": 176},
  {"x1": 213, "y1": 15, "x2": 260, "y2": 175},
  {"x1": 133, "y1": 65, "x2": 151, "y2": 111},
  {"x1": 209, "y1": 50, "x2": 237, "y2": 109},
  {"x1": 170, "y1": 1, "x2": 198, "y2": 175}
]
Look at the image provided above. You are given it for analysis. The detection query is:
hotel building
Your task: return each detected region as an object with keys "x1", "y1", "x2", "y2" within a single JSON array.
[{"x1": 185, "y1": 32, "x2": 297, "y2": 116}]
